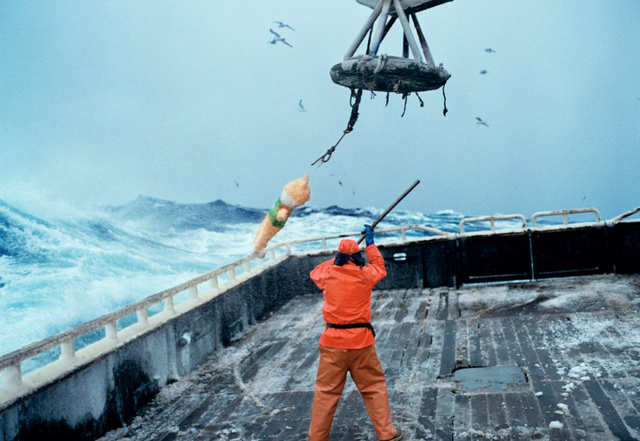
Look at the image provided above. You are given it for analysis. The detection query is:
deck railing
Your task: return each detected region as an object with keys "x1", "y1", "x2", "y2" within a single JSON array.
[
  {"x1": 531, "y1": 207, "x2": 601, "y2": 227},
  {"x1": 459, "y1": 214, "x2": 527, "y2": 234}
]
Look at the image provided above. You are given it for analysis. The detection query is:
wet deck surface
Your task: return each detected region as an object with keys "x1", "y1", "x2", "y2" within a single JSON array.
[{"x1": 101, "y1": 274, "x2": 640, "y2": 441}]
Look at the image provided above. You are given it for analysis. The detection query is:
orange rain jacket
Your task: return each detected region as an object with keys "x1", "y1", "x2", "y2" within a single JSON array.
[{"x1": 310, "y1": 244, "x2": 387, "y2": 349}]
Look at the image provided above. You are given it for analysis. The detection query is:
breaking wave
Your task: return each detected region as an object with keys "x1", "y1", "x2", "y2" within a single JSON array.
[{"x1": 0, "y1": 195, "x2": 475, "y2": 356}]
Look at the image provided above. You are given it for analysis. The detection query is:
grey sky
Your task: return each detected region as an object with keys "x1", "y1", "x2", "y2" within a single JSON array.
[{"x1": 1, "y1": 0, "x2": 639, "y2": 220}]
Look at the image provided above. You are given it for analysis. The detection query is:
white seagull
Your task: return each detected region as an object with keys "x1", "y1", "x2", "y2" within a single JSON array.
[
  {"x1": 476, "y1": 117, "x2": 489, "y2": 127},
  {"x1": 268, "y1": 29, "x2": 292, "y2": 47},
  {"x1": 273, "y1": 21, "x2": 295, "y2": 31}
]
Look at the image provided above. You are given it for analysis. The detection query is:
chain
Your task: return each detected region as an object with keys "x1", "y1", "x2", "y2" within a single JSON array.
[{"x1": 311, "y1": 88, "x2": 363, "y2": 166}]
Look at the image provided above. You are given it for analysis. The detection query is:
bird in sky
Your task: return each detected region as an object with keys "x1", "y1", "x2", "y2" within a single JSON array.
[
  {"x1": 273, "y1": 21, "x2": 295, "y2": 31},
  {"x1": 330, "y1": 173, "x2": 344, "y2": 188},
  {"x1": 485, "y1": 48, "x2": 496, "y2": 53},
  {"x1": 298, "y1": 99, "x2": 306, "y2": 112},
  {"x1": 480, "y1": 70, "x2": 488, "y2": 75},
  {"x1": 476, "y1": 117, "x2": 489, "y2": 126},
  {"x1": 268, "y1": 29, "x2": 292, "y2": 47}
]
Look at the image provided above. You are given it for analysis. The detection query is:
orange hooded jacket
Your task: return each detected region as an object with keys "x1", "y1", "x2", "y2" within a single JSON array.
[{"x1": 310, "y1": 241, "x2": 387, "y2": 349}]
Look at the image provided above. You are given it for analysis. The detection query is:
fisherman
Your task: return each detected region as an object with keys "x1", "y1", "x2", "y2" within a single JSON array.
[{"x1": 308, "y1": 225, "x2": 402, "y2": 441}]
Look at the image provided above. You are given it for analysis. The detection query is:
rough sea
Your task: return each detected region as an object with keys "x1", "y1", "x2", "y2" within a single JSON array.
[{"x1": 0, "y1": 196, "x2": 518, "y2": 359}]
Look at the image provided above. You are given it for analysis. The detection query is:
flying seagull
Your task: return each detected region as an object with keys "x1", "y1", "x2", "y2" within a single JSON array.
[
  {"x1": 485, "y1": 48, "x2": 496, "y2": 53},
  {"x1": 298, "y1": 99, "x2": 306, "y2": 112},
  {"x1": 476, "y1": 117, "x2": 489, "y2": 127},
  {"x1": 269, "y1": 29, "x2": 292, "y2": 47},
  {"x1": 273, "y1": 21, "x2": 295, "y2": 31},
  {"x1": 480, "y1": 70, "x2": 488, "y2": 75}
]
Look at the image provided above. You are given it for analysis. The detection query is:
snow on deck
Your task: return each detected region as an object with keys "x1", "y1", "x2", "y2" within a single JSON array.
[{"x1": 99, "y1": 274, "x2": 640, "y2": 441}]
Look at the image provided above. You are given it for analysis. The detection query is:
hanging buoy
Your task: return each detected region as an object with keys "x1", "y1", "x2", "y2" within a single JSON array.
[
  {"x1": 330, "y1": 0, "x2": 452, "y2": 94},
  {"x1": 314, "y1": 0, "x2": 454, "y2": 165}
]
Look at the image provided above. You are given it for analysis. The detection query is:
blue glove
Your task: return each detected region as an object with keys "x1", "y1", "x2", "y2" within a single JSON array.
[{"x1": 361, "y1": 224, "x2": 375, "y2": 246}]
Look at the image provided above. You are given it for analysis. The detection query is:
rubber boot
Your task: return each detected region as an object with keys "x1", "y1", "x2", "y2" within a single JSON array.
[{"x1": 381, "y1": 427, "x2": 402, "y2": 441}]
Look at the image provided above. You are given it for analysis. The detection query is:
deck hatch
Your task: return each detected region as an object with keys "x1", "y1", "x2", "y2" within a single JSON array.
[{"x1": 453, "y1": 365, "x2": 528, "y2": 392}]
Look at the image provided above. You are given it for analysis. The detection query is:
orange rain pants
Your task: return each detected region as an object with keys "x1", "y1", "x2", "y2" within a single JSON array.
[{"x1": 308, "y1": 344, "x2": 396, "y2": 441}]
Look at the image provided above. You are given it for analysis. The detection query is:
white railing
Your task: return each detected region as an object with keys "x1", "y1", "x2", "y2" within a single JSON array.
[
  {"x1": 609, "y1": 206, "x2": 640, "y2": 223},
  {"x1": 531, "y1": 207, "x2": 601, "y2": 227},
  {"x1": 0, "y1": 224, "x2": 448, "y2": 401},
  {"x1": 0, "y1": 256, "x2": 263, "y2": 396},
  {"x1": 459, "y1": 208, "x2": 614, "y2": 233},
  {"x1": 460, "y1": 214, "x2": 527, "y2": 234}
]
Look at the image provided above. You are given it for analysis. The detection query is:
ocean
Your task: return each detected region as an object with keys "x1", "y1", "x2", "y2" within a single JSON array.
[{"x1": 0, "y1": 196, "x2": 512, "y2": 359}]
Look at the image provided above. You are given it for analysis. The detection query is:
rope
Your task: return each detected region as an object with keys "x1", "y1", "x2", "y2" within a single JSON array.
[
  {"x1": 398, "y1": 91, "x2": 426, "y2": 117},
  {"x1": 401, "y1": 93, "x2": 409, "y2": 117},
  {"x1": 311, "y1": 88, "x2": 363, "y2": 166},
  {"x1": 442, "y1": 84, "x2": 448, "y2": 116}
]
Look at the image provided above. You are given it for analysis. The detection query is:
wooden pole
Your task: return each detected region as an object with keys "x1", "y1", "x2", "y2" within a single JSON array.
[{"x1": 357, "y1": 179, "x2": 421, "y2": 244}]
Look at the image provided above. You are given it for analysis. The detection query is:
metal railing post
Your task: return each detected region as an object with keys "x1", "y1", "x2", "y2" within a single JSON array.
[
  {"x1": 106, "y1": 322, "x2": 118, "y2": 342},
  {"x1": 137, "y1": 309, "x2": 149, "y2": 326},
  {"x1": 60, "y1": 339, "x2": 76, "y2": 360},
  {"x1": 1, "y1": 364, "x2": 22, "y2": 391}
]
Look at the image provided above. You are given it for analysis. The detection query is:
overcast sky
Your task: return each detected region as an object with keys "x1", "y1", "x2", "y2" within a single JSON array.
[{"x1": 1, "y1": 0, "x2": 639, "y2": 220}]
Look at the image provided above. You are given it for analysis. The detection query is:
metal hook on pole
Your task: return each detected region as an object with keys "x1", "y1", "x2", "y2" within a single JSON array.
[{"x1": 357, "y1": 179, "x2": 421, "y2": 244}]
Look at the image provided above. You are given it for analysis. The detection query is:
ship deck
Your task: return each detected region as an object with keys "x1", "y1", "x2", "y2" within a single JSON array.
[{"x1": 99, "y1": 274, "x2": 640, "y2": 441}]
